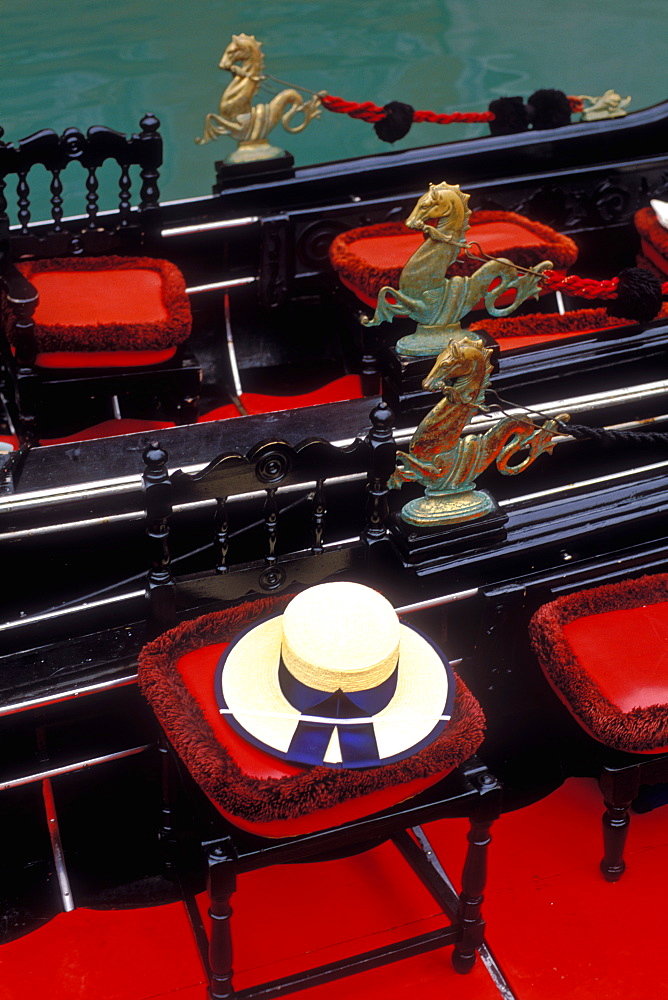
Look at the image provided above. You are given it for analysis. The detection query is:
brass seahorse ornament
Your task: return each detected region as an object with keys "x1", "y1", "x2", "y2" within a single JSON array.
[
  {"x1": 390, "y1": 338, "x2": 569, "y2": 526},
  {"x1": 577, "y1": 89, "x2": 631, "y2": 121},
  {"x1": 363, "y1": 181, "x2": 553, "y2": 357},
  {"x1": 196, "y1": 33, "x2": 322, "y2": 163}
]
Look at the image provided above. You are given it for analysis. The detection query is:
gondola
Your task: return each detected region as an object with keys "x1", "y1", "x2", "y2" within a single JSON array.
[{"x1": 1, "y1": 93, "x2": 668, "y2": 998}]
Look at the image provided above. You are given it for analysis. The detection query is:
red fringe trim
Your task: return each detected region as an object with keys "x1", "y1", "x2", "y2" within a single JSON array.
[
  {"x1": 138, "y1": 598, "x2": 486, "y2": 823},
  {"x1": 529, "y1": 574, "x2": 668, "y2": 753},
  {"x1": 471, "y1": 308, "x2": 640, "y2": 339},
  {"x1": 470, "y1": 304, "x2": 668, "y2": 340},
  {"x1": 637, "y1": 252, "x2": 668, "y2": 281},
  {"x1": 328, "y1": 211, "x2": 578, "y2": 301},
  {"x1": 12, "y1": 256, "x2": 192, "y2": 352},
  {"x1": 634, "y1": 207, "x2": 668, "y2": 259}
]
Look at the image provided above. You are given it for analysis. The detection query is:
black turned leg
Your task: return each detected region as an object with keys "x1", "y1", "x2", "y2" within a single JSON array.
[
  {"x1": 452, "y1": 772, "x2": 500, "y2": 974},
  {"x1": 207, "y1": 839, "x2": 237, "y2": 1000},
  {"x1": 598, "y1": 766, "x2": 640, "y2": 882},
  {"x1": 600, "y1": 798, "x2": 631, "y2": 881},
  {"x1": 158, "y1": 738, "x2": 179, "y2": 875}
]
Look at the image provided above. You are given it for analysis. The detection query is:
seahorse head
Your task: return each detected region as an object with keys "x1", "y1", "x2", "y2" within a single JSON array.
[
  {"x1": 422, "y1": 337, "x2": 492, "y2": 393},
  {"x1": 405, "y1": 181, "x2": 472, "y2": 237},
  {"x1": 220, "y1": 33, "x2": 264, "y2": 73}
]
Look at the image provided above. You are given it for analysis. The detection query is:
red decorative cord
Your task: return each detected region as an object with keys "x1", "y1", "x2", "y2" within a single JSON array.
[
  {"x1": 320, "y1": 95, "x2": 387, "y2": 122},
  {"x1": 414, "y1": 109, "x2": 495, "y2": 124},
  {"x1": 541, "y1": 270, "x2": 668, "y2": 299},
  {"x1": 541, "y1": 271, "x2": 620, "y2": 298},
  {"x1": 320, "y1": 93, "x2": 582, "y2": 125},
  {"x1": 320, "y1": 94, "x2": 494, "y2": 123}
]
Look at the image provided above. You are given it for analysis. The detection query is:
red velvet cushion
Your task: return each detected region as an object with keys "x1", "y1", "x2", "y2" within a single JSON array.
[
  {"x1": 11, "y1": 256, "x2": 191, "y2": 357},
  {"x1": 563, "y1": 606, "x2": 668, "y2": 713},
  {"x1": 634, "y1": 207, "x2": 668, "y2": 275},
  {"x1": 529, "y1": 574, "x2": 668, "y2": 753},
  {"x1": 329, "y1": 210, "x2": 579, "y2": 305},
  {"x1": 138, "y1": 598, "x2": 486, "y2": 839},
  {"x1": 197, "y1": 374, "x2": 366, "y2": 423}
]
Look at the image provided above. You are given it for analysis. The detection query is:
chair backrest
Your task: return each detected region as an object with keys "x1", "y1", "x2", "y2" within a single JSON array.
[
  {"x1": 0, "y1": 113, "x2": 162, "y2": 260},
  {"x1": 142, "y1": 402, "x2": 397, "y2": 631}
]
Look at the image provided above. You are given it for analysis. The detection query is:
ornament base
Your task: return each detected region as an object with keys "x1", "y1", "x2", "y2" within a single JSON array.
[{"x1": 400, "y1": 488, "x2": 498, "y2": 527}]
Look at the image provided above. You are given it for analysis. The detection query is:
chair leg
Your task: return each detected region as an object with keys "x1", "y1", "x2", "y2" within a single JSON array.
[
  {"x1": 207, "y1": 838, "x2": 237, "y2": 1000},
  {"x1": 451, "y1": 809, "x2": 494, "y2": 974},
  {"x1": 599, "y1": 766, "x2": 639, "y2": 882},
  {"x1": 158, "y1": 738, "x2": 179, "y2": 875}
]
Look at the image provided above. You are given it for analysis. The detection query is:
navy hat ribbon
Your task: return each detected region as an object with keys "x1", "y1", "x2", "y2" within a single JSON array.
[{"x1": 279, "y1": 657, "x2": 398, "y2": 766}]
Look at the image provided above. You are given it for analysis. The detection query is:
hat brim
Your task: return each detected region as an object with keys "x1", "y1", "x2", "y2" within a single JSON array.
[{"x1": 215, "y1": 613, "x2": 455, "y2": 769}]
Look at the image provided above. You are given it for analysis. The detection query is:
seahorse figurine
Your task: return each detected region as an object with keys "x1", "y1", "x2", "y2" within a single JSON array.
[
  {"x1": 363, "y1": 181, "x2": 553, "y2": 356},
  {"x1": 195, "y1": 33, "x2": 321, "y2": 163},
  {"x1": 389, "y1": 337, "x2": 569, "y2": 525},
  {"x1": 578, "y1": 89, "x2": 631, "y2": 121}
]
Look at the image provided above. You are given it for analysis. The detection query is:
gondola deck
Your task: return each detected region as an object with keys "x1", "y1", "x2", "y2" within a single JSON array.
[
  {"x1": 1, "y1": 776, "x2": 665, "y2": 999},
  {"x1": 2, "y1": 98, "x2": 668, "y2": 997}
]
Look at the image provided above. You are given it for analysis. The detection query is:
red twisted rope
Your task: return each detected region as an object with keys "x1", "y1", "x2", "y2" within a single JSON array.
[
  {"x1": 541, "y1": 271, "x2": 620, "y2": 298},
  {"x1": 320, "y1": 94, "x2": 494, "y2": 123},
  {"x1": 541, "y1": 270, "x2": 668, "y2": 299},
  {"x1": 321, "y1": 92, "x2": 583, "y2": 125}
]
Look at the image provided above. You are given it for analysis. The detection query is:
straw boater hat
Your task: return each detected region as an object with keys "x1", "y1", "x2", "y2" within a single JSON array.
[{"x1": 215, "y1": 581, "x2": 455, "y2": 769}]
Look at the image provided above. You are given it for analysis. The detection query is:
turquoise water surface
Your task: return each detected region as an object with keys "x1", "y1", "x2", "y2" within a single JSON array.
[{"x1": 1, "y1": 0, "x2": 666, "y2": 209}]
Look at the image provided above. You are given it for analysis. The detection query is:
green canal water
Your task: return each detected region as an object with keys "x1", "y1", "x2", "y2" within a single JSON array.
[{"x1": 1, "y1": 0, "x2": 666, "y2": 211}]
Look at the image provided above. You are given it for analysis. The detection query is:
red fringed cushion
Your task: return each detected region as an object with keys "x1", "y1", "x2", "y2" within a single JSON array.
[
  {"x1": 138, "y1": 597, "x2": 486, "y2": 838},
  {"x1": 470, "y1": 305, "x2": 668, "y2": 352},
  {"x1": 197, "y1": 374, "x2": 366, "y2": 423},
  {"x1": 12, "y1": 256, "x2": 192, "y2": 356},
  {"x1": 634, "y1": 207, "x2": 668, "y2": 276},
  {"x1": 329, "y1": 210, "x2": 579, "y2": 305},
  {"x1": 529, "y1": 574, "x2": 668, "y2": 754}
]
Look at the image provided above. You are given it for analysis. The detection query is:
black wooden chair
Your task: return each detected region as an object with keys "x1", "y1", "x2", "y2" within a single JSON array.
[
  {"x1": 529, "y1": 573, "x2": 668, "y2": 880},
  {"x1": 0, "y1": 115, "x2": 200, "y2": 444},
  {"x1": 137, "y1": 403, "x2": 500, "y2": 996}
]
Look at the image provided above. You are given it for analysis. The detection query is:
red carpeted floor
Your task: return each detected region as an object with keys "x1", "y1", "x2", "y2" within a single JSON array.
[{"x1": 0, "y1": 777, "x2": 666, "y2": 1000}]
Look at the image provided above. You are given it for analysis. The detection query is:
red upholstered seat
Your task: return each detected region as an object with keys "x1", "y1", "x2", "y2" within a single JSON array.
[
  {"x1": 529, "y1": 574, "x2": 668, "y2": 754},
  {"x1": 197, "y1": 374, "x2": 366, "y2": 422},
  {"x1": 39, "y1": 418, "x2": 176, "y2": 446},
  {"x1": 138, "y1": 597, "x2": 486, "y2": 838},
  {"x1": 12, "y1": 256, "x2": 192, "y2": 368},
  {"x1": 634, "y1": 206, "x2": 668, "y2": 276},
  {"x1": 329, "y1": 210, "x2": 579, "y2": 307}
]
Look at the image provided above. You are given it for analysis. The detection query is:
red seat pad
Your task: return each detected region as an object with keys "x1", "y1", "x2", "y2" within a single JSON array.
[
  {"x1": 34, "y1": 347, "x2": 178, "y2": 369},
  {"x1": 469, "y1": 305, "x2": 668, "y2": 352},
  {"x1": 529, "y1": 574, "x2": 668, "y2": 753},
  {"x1": 328, "y1": 210, "x2": 579, "y2": 304},
  {"x1": 634, "y1": 206, "x2": 668, "y2": 276},
  {"x1": 197, "y1": 374, "x2": 366, "y2": 423},
  {"x1": 138, "y1": 597, "x2": 485, "y2": 838},
  {"x1": 40, "y1": 418, "x2": 176, "y2": 446},
  {"x1": 11, "y1": 256, "x2": 192, "y2": 353}
]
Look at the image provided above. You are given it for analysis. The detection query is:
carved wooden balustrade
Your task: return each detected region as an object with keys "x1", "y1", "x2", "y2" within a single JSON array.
[
  {"x1": 0, "y1": 113, "x2": 162, "y2": 258},
  {"x1": 142, "y1": 402, "x2": 396, "y2": 630}
]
